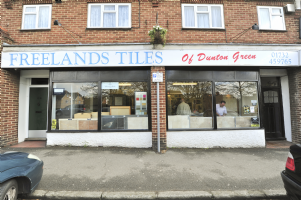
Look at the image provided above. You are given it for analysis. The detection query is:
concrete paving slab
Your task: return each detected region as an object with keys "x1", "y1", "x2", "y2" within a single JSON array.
[
  {"x1": 2, "y1": 147, "x2": 289, "y2": 200},
  {"x1": 102, "y1": 192, "x2": 157, "y2": 200},
  {"x1": 263, "y1": 189, "x2": 288, "y2": 199},
  {"x1": 247, "y1": 190, "x2": 266, "y2": 198},
  {"x1": 157, "y1": 191, "x2": 212, "y2": 200},
  {"x1": 44, "y1": 191, "x2": 102, "y2": 200},
  {"x1": 25, "y1": 190, "x2": 48, "y2": 199}
]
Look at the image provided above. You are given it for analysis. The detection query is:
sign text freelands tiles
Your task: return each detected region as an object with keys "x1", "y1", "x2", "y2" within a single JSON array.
[{"x1": 1, "y1": 50, "x2": 298, "y2": 68}]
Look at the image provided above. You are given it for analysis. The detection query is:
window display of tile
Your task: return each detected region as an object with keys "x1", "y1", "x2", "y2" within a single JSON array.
[
  {"x1": 190, "y1": 117, "x2": 212, "y2": 128},
  {"x1": 127, "y1": 117, "x2": 148, "y2": 129},
  {"x1": 59, "y1": 118, "x2": 98, "y2": 130},
  {"x1": 74, "y1": 113, "x2": 92, "y2": 118},
  {"x1": 217, "y1": 117, "x2": 235, "y2": 128},
  {"x1": 236, "y1": 116, "x2": 256, "y2": 128},
  {"x1": 92, "y1": 112, "x2": 98, "y2": 118},
  {"x1": 78, "y1": 119, "x2": 98, "y2": 130},
  {"x1": 59, "y1": 119, "x2": 78, "y2": 130},
  {"x1": 168, "y1": 115, "x2": 190, "y2": 129}
]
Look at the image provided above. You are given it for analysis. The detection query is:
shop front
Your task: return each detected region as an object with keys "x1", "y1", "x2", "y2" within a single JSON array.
[{"x1": 1, "y1": 44, "x2": 298, "y2": 148}]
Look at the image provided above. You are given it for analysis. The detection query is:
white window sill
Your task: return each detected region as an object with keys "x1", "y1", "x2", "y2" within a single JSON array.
[
  {"x1": 86, "y1": 27, "x2": 132, "y2": 30},
  {"x1": 20, "y1": 29, "x2": 51, "y2": 31},
  {"x1": 182, "y1": 27, "x2": 225, "y2": 30},
  {"x1": 259, "y1": 29, "x2": 287, "y2": 32}
]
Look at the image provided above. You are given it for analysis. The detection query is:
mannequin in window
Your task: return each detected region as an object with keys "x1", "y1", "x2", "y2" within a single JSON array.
[
  {"x1": 216, "y1": 100, "x2": 227, "y2": 117},
  {"x1": 176, "y1": 98, "x2": 191, "y2": 115}
]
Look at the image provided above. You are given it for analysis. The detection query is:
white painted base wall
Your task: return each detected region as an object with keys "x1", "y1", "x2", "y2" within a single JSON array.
[
  {"x1": 167, "y1": 130, "x2": 265, "y2": 148},
  {"x1": 47, "y1": 132, "x2": 152, "y2": 148}
]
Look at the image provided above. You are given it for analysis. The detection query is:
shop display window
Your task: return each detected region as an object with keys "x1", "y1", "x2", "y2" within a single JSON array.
[
  {"x1": 167, "y1": 81, "x2": 213, "y2": 129},
  {"x1": 51, "y1": 82, "x2": 98, "y2": 131},
  {"x1": 101, "y1": 82, "x2": 148, "y2": 130},
  {"x1": 87, "y1": 3, "x2": 131, "y2": 28},
  {"x1": 215, "y1": 82, "x2": 260, "y2": 129},
  {"x1": 22, "y1": 5, "x2": 52, "y2": 30},
  {"x1": 181, "y1": 4, "x2": 224, "y2": 29}
]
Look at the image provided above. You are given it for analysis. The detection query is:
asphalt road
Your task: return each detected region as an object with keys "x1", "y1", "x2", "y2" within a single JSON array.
[{"x1": 2, "y1": 147, "x2": 288, "y2": 193}]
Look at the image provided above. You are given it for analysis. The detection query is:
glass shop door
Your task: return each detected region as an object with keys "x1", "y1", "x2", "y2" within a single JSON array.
[{"x1": 28, "y1": 87, "x2": 48, "y2": 138}]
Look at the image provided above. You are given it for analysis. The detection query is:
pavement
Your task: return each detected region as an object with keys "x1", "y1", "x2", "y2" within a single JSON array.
[{"x1": 2, "y1": 141, "x2": 293, "y2": 200}]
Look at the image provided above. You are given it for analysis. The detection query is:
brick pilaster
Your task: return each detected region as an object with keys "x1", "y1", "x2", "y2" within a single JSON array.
[
  {"x1": 287, "y1": 68, "x2": 301, "y2": 144},
  {"x1": 0, "y1": 27, "x2": 19, "y2": 147},
  {"x1": 151, "y1": 66, "x2": 167, "y2": 153}
]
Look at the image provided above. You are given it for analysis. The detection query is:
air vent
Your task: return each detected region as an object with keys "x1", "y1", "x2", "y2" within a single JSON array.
[{"x1": 284, "y1": 4, "x2": 295, "y2": 13}]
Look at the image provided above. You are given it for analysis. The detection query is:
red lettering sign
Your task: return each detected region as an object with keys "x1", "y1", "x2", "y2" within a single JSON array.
[{"x1": 233, "y1": 51, "x2": 256, "y2": 63}]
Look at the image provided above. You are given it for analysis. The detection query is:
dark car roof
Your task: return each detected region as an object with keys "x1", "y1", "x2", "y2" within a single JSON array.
[{"x1": 0, "y1": 151, "x2": 35, "y2": 172}]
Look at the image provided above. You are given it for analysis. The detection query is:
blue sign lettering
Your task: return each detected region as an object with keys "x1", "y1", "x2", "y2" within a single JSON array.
[
  {"x1": 51, "y1": 53, "x2": 60, "y2": 65},
  {"x1": 31, "y1": 53, "x2": 40, "y2": 65},
  {"x1": 41, "y1": 53, "x2": 50, "y2": 65},
  {"x1": 116, "y1": 52, "x2": 127, "y2": 64},
  {"x1": 89, "y1": 52, "x2": 100, "y2": 64},
  {"x1": 9, "y1": 53, "x2": 18, "y2": 66},
  {"x1": 101, "y1": 52, "x2": 109, "y2": 64},
  {"x1": 61, "y1": 53, "x2": 72, "y2": 65},
  {"x1": 155, "y1": 52, "x2": 163, "y2": 64},
  {"x1": 145, "y1": 52, "x2": 153, "y2": 64},
  {"x1": 20, "y1": 53, "x2": 29, "y2": 66},
  {"x1": 74, "y1": 52, "x2": 86, "y2": 65},
  {"x1": 129, "y1": 52, "x2": 134, "y2": 64},
  {"x1": 135, "y1": 52, "x2": 144, "y2": 64}
]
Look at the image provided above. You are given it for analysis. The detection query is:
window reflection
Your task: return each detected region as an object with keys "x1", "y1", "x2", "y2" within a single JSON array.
[
  {"x1": 52, "y1": 82, "x2": 98, "y2": 130},
  {"x1": 101, "y1": 82, "x2": 148, "y2": 130},
  {"x1": 215, "y1": 82, "x2": 259, "y2": 128},
  {"x1": 167, "y1": 81, "x2": 213, "y2": 129}
]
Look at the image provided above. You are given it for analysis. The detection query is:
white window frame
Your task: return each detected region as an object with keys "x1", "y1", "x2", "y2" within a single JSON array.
[
  {"x1": 257, "y1": 6, "x2": 286, "y2": 31},
  {"x1": 87, "y1": 3, "x2": 132, "y2": 28},
  {"x1": 22, "y1": 4, "x2": 52, "y2": 30},
  {"x1": 181, "y1": 4, "x2": 225, "y2": 29}
]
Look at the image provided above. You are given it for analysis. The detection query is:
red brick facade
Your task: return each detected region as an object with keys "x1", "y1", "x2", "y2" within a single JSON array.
[
  {"x1": 1, "y1": 0, "x2": 301, "y2": 148},
  {"x1": 1, "y1": 0, "x2": 300, "y2": 45},
  {"x1": 287, "y1": 68, "x2": 301, "y2": 144},
  {"x1": 0, "y1": 27, "x2": 20, "y2": 147},
  {"x1": 151, "y1": 66, "x2": 166, "y2": 152}
]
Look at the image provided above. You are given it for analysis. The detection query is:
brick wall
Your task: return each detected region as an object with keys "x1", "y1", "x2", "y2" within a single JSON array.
[
  {"x1": 151, "y1": 66, "x2": 166, "y2": 152},
  {"x1": 1, "y1": 0, "x2": 300, "y2": 45},
  {"x1": 0, "y1": 27, "x2": 20, "y2": 147},
  {"x1": 288, "y1": 68, "x2": 301, "y2": 143}
]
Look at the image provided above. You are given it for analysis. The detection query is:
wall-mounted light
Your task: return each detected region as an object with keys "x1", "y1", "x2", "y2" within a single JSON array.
[
  {"x1": 251, "y1": 23, "x2": 259, "y2": 30},
  {"x1": 54, "y1": 20, "x2": 62, "y2": 26}
]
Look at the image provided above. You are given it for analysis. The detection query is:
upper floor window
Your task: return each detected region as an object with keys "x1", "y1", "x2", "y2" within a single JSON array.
[
  {"x1": 257, "y1": 6, "x2": 286, "y2": 30},
  {"x1": 181, "y1": 4, "x2": 224, "y2": 29},
  {"x1": 87, "y1": 3, "x2": 131, "y2": 28},
  {"x1": 22, "y1": 5, "x2": 52, "y2": 30}
]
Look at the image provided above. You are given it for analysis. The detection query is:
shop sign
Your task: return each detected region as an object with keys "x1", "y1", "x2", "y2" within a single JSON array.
[
  {"x1": 1, "y1": 50, "x2": 299, "y2": 68},
  {"x1": 152, "y1": 72, "x2": 163, "y2": 82},
  {"x1": 102, "y1": 82, "x2": 119, "y2": 89}
]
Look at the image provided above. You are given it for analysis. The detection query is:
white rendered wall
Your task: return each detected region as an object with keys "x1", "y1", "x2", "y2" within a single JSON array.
[
  {"x1": 18, "y1": 76, "x2": 29, "y2": 142},
  {"x1": 167, "y1": 130, "x2": 265, "y2": 148},
  {"x1": 281, "y1": 76, "x2": 292, "y2": 142},
  {"x1": 18, "y1": 70, "x2": 49, "y2": 142},
  {"x1": 47, "y1": 132, "x2": 152, "y2": 148}
]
